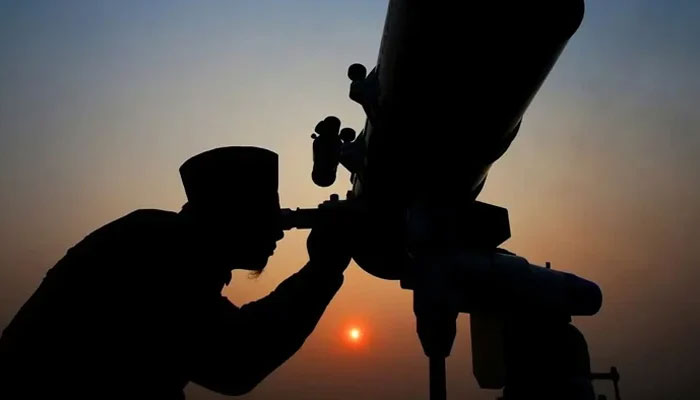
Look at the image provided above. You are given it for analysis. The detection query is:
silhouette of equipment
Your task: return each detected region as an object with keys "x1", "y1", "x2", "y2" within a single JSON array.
[
  {"x1": 280, "y1": 0, "x2": 622, "y2": 399},
  {"x1": 591, "y1": 367, "x2": 622, "y2": 400}
]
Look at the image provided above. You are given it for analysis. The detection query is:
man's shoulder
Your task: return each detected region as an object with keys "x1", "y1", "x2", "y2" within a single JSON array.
[
  {"x1": 80, "y1": 209, "x2": 182, "y2": 245},
  {"x1": 120, "y1": 208, "x2": 181, "y2": 225},
  {"x1": 43, "y1": 209, "x2": 185, "y2": 283},
  {"x1": 108, "y1": 208, "x2": 180, "y2": 228}
]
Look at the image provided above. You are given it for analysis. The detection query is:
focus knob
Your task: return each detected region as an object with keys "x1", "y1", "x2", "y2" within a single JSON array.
[{"x1": 348, "y1": 63, "x2": 367, "y2": 82}]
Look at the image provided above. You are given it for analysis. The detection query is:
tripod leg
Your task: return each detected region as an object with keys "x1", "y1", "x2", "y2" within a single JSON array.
[
  {"x1": 429, "y1": 356, "x2": 447, "y2": 400},
  {"x1": 411, "y1": 255, "x2": 458, "y2": 400}
]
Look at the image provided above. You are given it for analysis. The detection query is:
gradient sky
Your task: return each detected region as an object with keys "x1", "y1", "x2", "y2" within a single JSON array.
[{"x1": 1, "y1": 1, "x2": 699, "y2": 399}]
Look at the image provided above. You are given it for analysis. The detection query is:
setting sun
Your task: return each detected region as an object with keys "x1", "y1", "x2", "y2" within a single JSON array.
[{"x1": 348, "y1": 328, "x2": 362, "y2": 342}]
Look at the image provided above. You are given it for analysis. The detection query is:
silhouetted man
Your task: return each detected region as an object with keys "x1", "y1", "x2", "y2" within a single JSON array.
[{"x1": 0, "y1": 146, "x2": 352, "y2": 399}]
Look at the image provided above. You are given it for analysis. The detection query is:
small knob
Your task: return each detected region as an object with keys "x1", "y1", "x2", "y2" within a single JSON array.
[
  {"x1": 348, "y1": 63, "x2": 367, "y2": 82},
  {"x1": 315, "y1": 116, "x2": 341, "y2": 136},
  {"x1": 339, "y1": 127, "x2": 356, "y2": 143}
]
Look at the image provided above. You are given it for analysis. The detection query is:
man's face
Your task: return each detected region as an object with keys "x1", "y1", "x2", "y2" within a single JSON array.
[
  {"x1": 186, "y1": 199, "x2": 285, "y2": 272},
  {"x1": 198, "y1": 205, "x2": 284, "y2": 272},
  {"x1": 228, "y1": 212, "x2": 285, "y2": 271}
]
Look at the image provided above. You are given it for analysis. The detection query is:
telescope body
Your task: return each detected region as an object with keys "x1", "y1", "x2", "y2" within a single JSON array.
[
  {"x1": 348, "y1": 0, "x2": 585, "y2": 280},
  {"x1": 286, "y1": 2, "x2": 602, "y2": 396}
]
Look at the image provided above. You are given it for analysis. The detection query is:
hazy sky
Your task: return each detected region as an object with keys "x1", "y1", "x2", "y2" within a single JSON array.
[{"x1": 1, "y1": 1, "x2": 699, "y2": 399}]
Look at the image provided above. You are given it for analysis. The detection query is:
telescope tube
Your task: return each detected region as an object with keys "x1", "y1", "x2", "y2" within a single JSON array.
[{"x1": 349, "y1": 0, "x2": 586, "y2": 280}]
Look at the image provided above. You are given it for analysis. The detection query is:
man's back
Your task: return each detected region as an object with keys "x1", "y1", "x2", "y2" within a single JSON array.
[{"x1": 0, "y1": 209, "x2": 228, "y2": 398}]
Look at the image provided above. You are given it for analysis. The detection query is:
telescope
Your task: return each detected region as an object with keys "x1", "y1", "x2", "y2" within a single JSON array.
[{"x1": 280, "y1": 1, "x2": 616, "y2": 399}]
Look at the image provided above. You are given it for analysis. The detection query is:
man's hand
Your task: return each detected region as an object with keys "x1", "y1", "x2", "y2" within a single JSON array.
[{"x1": 306, "y1": 197, "x2": 355, "y2": 276}]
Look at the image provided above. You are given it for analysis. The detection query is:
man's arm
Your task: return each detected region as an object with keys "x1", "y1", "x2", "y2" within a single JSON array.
[{"x1": 188, "y1": 261, "x2": 343, "y2": 395}]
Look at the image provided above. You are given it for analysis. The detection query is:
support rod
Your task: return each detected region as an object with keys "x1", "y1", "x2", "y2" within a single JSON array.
[{"x1": 429, "y1": 356, "x2": 447, "y2": 400}]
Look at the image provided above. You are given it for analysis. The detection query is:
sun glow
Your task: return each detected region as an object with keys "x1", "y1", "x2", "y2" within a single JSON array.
[{"x1": 348, "y1": 327, "x2": 362, "y2": 342}]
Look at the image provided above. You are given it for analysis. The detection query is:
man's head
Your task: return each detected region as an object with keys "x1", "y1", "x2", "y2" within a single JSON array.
[{"x1": 179, "y1": 146, "x2": 284, "y2": 272}]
